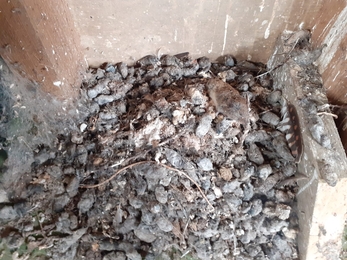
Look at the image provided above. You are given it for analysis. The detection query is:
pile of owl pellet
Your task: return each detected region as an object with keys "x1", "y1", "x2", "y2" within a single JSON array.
[{"x1": 3, "y1": 53, "x2": 304, "y2": 260}]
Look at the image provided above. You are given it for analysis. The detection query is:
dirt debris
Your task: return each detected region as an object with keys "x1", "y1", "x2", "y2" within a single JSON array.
[{"x1": 0, "y1": 49, "x2": 320, "y2": 260}]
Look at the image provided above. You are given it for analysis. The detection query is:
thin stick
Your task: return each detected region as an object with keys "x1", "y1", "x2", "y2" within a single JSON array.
[
  {"x1": 80, "y1": 160, "x2": 214, "y2": 210},
  {"x1": 317, "y1": 111, "x2": 338, "y2": 119},
  {"x1": 183, "y1": 217, "x2": 190, "y2": 236},
  {"x1": 81, "y1": 161, "x2": 150, "y2": 188},
  {"x1": 18, "y1": 136, "x2": 32, "y2": 151},
  {"x1": 157, "y1": 129, "x2": 187, "y2": 147},
  {"x1": 158, "y1": 162, "x2": 214, "y2": 209},
  {"x1": 181, "y1": 250, "x2": 191, "y2": 258},
  {"x1": 256, "y1": 37, "x2": 299, "y2": 79},
  {"x1": 37, "y1": 215, "x2": 47, "y2": 239}
]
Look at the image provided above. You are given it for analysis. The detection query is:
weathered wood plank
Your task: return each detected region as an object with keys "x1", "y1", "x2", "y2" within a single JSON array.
[
  {"x1": 268, "y1": 30, "x2": 347, "y2": 260},
  {"x1": 0, "y1": 0, "x2": 86, "y2": 99}
]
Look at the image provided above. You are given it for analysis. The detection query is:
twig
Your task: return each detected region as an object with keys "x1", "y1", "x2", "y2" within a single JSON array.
[
  {"x1": 183, "y1": 217, "x2": 190, "y2": 237},
  {"x1": 297, "y1": 168, "x2": 318, "y2": 196},
  {"x1": 255, "y1": 57, "x2": 290, "y2": 79},
  {"x1": 232, "y1": 226, "x2": 238, "y2": 256},
  {"x1": 276, "y1": 172, "x2": 308, "y2": 188},
  {"x1": 80, "y1": 161, "x2": 150, "y2": 188},
  {"x1": 157, "y1": 129, "x2": 187, "y2": 147},
  {"x1": 110, "y1": 151, "x2": 149, "y2": 168},
  {"x1": 80, "y1": 160, "x2": 214, "y2": 210},
  {"x1": 158, "y1": 162, "x2": 214, "y2": 209},
  {"x1": 181, "y1": 249, "x2": 191, "y2": 258},
  {"x1": 254, "y1": 68, "x2": 276, "y2": 79},
  {"x1": 238, "y1": 92, "x2": 252, "y2": 148},
  {"x1": 18, "y1": 136, "x2": 32, "y2": 151},
  {"x1": 171, "y1": 224, "x2": 185, "y2": 242},
  {"x1": 317, "y1": 111, "x2": 338, "y2": 119},
  {"x1": 37, "y1": 214, "x2": 47, "y2": 239},
  {"x1": 256, "y1": 36, "x2": 299, "y2": 79}
]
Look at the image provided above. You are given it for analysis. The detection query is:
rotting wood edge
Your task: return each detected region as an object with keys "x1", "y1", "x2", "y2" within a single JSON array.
[{"x1": 268, "y1": 30, "x2": 347, "y2": 260}]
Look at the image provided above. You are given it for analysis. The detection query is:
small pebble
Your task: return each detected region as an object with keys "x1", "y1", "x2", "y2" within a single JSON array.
[
  {"x1": 0, "y1": 189, "x2": 9, "y2": 203},
  {"x1": 129, "y1": 198, "x2": 143, "y2": 209},
  {"x1": 150, "y1": 204, "x2": 161, "y2": 214},
  {"x1": 267, "y1": 90, "x2": 282, "y2": 105},
  {"x1": 45, "y1": 165, "x2": 63, "y2": 179},
  {"x1": 223, "y1": 55, "x2": 235, "y2": 67},
  {"x1": 99, "y1": 112, "x2": 118, "y2": 121},
  {"x1": 272, "y1": 135, "x2": 295, "y2": 161},
  {"x1": 103, "y1": 251, "x2": 126, "y2": 260},
  {"x1": 156, "y1": 217, "x2": 173, "y2": 232},
  {"x1": 272, "y1": 234, "x2": 293, "y2": 258},
  {"x1": 66, "y1": 176, "x2": 80, "y2": 198},
  {"x1": 197, "y1": 158, "x2": 213, "y2": 171},
  {"x1": 94, "y1": 94, "x2": 117, "y2": 106},
  {"x1": 134, "y1": 225, "x2": 157, "y2": 243},
  {"x1": 87, "y1": 79, "x2": 110, "y2": 99},
  {"x1": 165, "y1": 149, "x2": 184, "y2": 169},
  {"x1": 258, "y1": 164, "x2": 273, "y2": 180},
  {"x1": 248, "y1": 199, "x2": 263, "y2": 217},
  {"x1": 79, "y1": 123, "x2": 87, "y2": 132},
  {"x1": 247, "y1": 143, "x2": 264, "y2": 165},
  {"x1": 219, "y1": 167, "x2": 233, "y2": 181},
  {"x1": 137, "y1": 55, "x2": 160, "y2": 67},
  {"x1": 155, "y1": 186, "x2": 168, "y2": 204},
  {"x1": 105, "y1": 64, "x2": 116, "y2": 73},
  {"x1": 242, "y1": 182, "x2": 254, "y2": 201},
  {"x1": 261, "y1": 111, "x2": 280, "y2": 126},
  {"x1": 117, "y1": 62, "x2": 128, "y2": 78},
  {"x1": 53, "y1": 193, "x2": 70, "y2": 213},
  {"x1": 77, "y1": 191, "x2": 95, "y2": 214},
  {"x1": 71, "y1": 132, "x2": 83, "y2": 144},
  {"x1": 218, "y1": 70, "x2": 238, "y2": 81},
  {"x1": 0, "y1": 206, "x2": 20, "y2": 222},
  {"x1": 196, "y1": 114, "x2": 213, "y2": 137},
  {"x1": 188, "y1": 87, "x2": 208, "y2": 106},
  {"x1": 197, "y1": 56, "x2": 211, "y2": 73},
  {"x1": 244, "y1": 130, "x2": 271, "y2": 143},
  {"x1": 222, "y1": 180, "x2": 241, "y2": 193},
  {"x1": 76, "y1": 145, "x2": 88, "y2": 165}
]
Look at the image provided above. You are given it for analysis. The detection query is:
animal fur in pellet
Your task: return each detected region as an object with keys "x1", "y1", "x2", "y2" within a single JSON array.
[{"x1": 278, "y1": 99, "x2": 303, "y2": 163}]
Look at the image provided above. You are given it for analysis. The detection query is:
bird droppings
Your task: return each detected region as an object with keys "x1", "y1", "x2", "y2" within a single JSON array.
[{"x1": 2, "y1": 48, "x2": 332, "y2": 260}]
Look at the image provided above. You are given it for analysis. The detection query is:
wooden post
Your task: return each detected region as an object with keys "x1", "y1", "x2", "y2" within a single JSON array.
[
  {"x1": 269, "y1": 31, "x2": 347, "y2": 260},
  {"x1": 0, "y1": 0, "x2": 86, "y2": 99},
  {"x1": 313, "y1": 4, "x2": 347, "y2": 151}
]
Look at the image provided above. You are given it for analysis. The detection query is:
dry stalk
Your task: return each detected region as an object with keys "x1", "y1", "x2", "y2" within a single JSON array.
[
  {"x1": 317, "y1": 111, "x2": 338, "y2": 119},
  {"x1": 81, "y1": 161, "x2": 150, "y2": 188},
  {"x1": 81, "y1": 160, "x2": 214, "y2": 210}
]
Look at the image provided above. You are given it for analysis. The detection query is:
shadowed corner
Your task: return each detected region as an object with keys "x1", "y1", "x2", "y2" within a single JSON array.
[{"x1": 0, "y1": 148, "x2": 8, "y2": 177}]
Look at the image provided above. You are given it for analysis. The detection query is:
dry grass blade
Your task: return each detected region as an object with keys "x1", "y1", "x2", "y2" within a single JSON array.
[
  {"x1": 80, "y1": 161, "x2": 151, "y2": 189},
  {"x1": 317, "y1": 111, "x2": 338, "y2": 119},
  {"x1": 80, "y1": 160, "x2": 214, "y2": 210}
]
